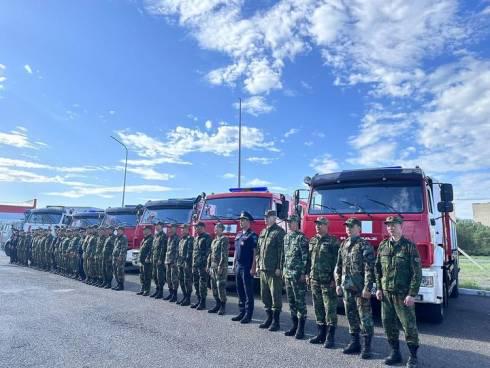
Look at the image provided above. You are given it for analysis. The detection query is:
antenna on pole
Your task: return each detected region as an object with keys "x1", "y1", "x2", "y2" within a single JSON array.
[{"x1": 238, "y1": 97, "x2": 242, "y2": 188}]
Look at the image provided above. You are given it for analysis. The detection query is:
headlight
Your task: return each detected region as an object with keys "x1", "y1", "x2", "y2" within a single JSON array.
[{"x1": 421, "y1": 275, "x2": 434, "y2": 288}]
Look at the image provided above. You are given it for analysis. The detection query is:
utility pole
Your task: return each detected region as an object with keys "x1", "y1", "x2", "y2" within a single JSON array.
[
  {"x1": 238, "y1": 97, "x2": 242, "y2": 188},
  {"x1": 110, "y1": 135, "x2": 128, "y2": 207}
]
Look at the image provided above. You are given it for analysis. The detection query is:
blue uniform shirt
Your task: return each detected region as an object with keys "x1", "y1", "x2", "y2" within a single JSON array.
[{"x1": 234, "y1": 229, "x2": 258, "y2": 269}]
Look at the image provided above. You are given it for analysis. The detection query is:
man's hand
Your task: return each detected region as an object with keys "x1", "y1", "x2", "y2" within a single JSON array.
[
  {"x1": 275, "y1": 269, "x2": 282, "y2": 277},
  {"x1": 336, "y1": 286, "x2": 343, "y2": 296},
  {"x1": 404, "y1": 295, "x2": 415, "y2": 307},
  {"x1": 362, "y1": 290, "x2": 371, "y2": 299},
  {"x1": 376, "y1": 290, "x2": 383, "y2": 301}
]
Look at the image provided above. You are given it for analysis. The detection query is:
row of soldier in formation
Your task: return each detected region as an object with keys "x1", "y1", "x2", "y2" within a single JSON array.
[{"x1": 5, "y1": 210, "x2": 421, "y2": 368}]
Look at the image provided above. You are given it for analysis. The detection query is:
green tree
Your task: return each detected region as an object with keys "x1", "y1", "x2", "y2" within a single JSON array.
[{"x1": 456, "y1": 219, "x2": 490, "y2": 256}]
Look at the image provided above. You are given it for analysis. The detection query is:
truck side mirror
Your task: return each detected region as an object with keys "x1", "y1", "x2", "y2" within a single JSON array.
[
  {"x1": 295, "y1": 204, "x2": 303, "y2": 217},
  {"x1": 192, "y1": 213, "x2": 198, "y2": 223},
  {"x1": 440, "y1": 183, "x2": 453, "y2": 202},
  {"x1": 437, "y1": 202, "x2": 454, "y2": 213},
  {"x1": 293, "y1": 190, "x2": 300, "y2": 206},
  {"x1": 280, "y1": 200, "x2": 289, "y2": 220}
]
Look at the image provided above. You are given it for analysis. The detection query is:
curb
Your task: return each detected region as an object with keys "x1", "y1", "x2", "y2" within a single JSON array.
[{"x1": 459, "y1": 288, "x2": 490, "y2": 297}]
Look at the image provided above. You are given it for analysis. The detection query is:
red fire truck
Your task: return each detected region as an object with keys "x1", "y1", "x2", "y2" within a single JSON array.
[
  {"x1": 197, "y1": 187, "x2": 292, "y2": 279},
  {"x1": 295, "y1": 167, "x2": 458, "y2": 323},
  {"x1": 101, "y1": 205, "x2": 142, "y2": 268},
  {"x1": 131, "y1": 197, "x2": 203, "y2": 267}
]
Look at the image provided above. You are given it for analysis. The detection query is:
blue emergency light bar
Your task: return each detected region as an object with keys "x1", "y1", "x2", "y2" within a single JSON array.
[{"x1": 229, "y1": 187, "x2": 268, "y2": 193}]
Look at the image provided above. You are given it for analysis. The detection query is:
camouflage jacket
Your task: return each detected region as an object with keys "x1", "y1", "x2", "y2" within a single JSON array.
[
  {"x1": 61, "y1": 237, "x2": 72, "y2": 255},
  {"x1": 69, "y1": 235, "x2": 81, "y2": 254},
  {"x1": 307, "y1": 234, "x2": 340, "y2": 283},
  {"x1": 95, "y1": 235, "x2": 107, "y2": 258},
  {"x1": 85, "y1": 235, "x2": 98, "y2": 258},
  {"x1": 207, "y1": 235, "x2": 229, "y2": 273},
  {"x1": 375, "y1": 236, "x2": 422, "y2": 297},
  {"x1": 152, "y1": 231, "x2": 167, "y2": 264},
  {"x1": 139, "y1": 235, "x2": 153, "y2": 263},
  {"x1": 102, "y1": 235, "x2": 116, "y2": 260},
  {"x1": 165, "y1": 235, "x2": 180, "y2": 264},
  {"x1": 177, "y1": 235, "x2": 193, "y2": 267},
  {"x1": 257, "y1": 223, "x2": 286, "y2": 272},
  {"x1": 192, "y1": 233, "x2": 211, "y2": 269},
  {"x1": 335, "y1": 236, "x2": 375, "y2": 294},
  {"x1": 112, "y1": 235, "x2": 128, "y2": 259},
  {"x1": 283, "y1": 230, "x2": 309, "y2": 279}
]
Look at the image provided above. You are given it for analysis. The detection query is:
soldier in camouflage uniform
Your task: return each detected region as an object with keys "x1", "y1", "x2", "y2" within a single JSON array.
[
  {"x1": 150, "y1": 221, "x2": 167, "y2": 299},
  {"x1": 207, "y1": 223, "x2": 229, "y2": 315},
  {"x1": 336, "y1": 217, "x2": 376, "y2": 356},
  {"x1": 62, "y1": 229, "x2": 73, "y2": 276},
  {"x1": 177, "y1": 224, "x2": 193, "y2": 306},
  {"x1": 68, "y1": 229, "x2": 81, "y2": 279},
  {"x1": 164, "y1": 224, "x2": 180, "y2": 302},
  {"x1": 137, "y1": 225, "x2": 153, "y2": 296},
  {"x1": 94, "y1": 227, "x2": 107, "y2": 286},
  {"x1": 112, "y1": 225, "x2": 128, "y2": 291},
  {"x1": 283, "y1": 214, "x2": 309, "y2": 339},
  {"x1": 307, "y1": 217, "x2": 340, "y2": 346},
  {"x1": 85, "y1": 226, "x2": 98, "y2": 284},
  {"x1": 101, "y1": 226, "x2": 116, "y2": 288},
  {"x1": 82, "y1": 227, "x2": 93, "y2": 280},
  {"x1": 25, "y1": 230, "x2": 32, "y2": 267},
  {"x1": 376, "y1": 216, "x2": 422, "y2": 368},
  {"x1": 191, "y1": 222, "x2": 212, "y2": 310}
]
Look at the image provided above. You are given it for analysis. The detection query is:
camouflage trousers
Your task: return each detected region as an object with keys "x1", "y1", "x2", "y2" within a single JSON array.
[
  {"x1": 166, "y1": 263, "x2": 179, "y2": 290},
  {"x1": 284, "y1": 276, "x2": 307, "y2": 319},
  {"x1": 259, "y1": 271, "x2": 283, "y2": 312},
  {"x1": 178, "y1": 264, "x2": 192, "y2": 296},
  {"x1": 210, "y1": 268, "x2": 227, "y2": 303},
  {"x1": 102, "y1": 260, "x2": 113, "y2": 284},
  {"x1": 310, "y1": 279, "x2": 338, "y2": 326},
  {"x1": 343, "y1": 289, "x2": 374, "y2": 336},
  {"x1": 152, "y1": 262, "x2": 166, "y2": 289},
  {"x1": 382, "y1": 291, "x2": 419, "y2": 346},
  {"x1": 140, "y1": 262, "x2": 153, "y2": 292},
  {"x1": 192, "y1": 266, "x2": 208, "y2": 299},
  {"x1": 113, "y1": 257, "x2": 125, "y2": 284},
  {"x1": 71, "y1": 254, "x2": 79, "y2": 275},
  {"x1": 83, "y1": 255, "x2": 89, "y2": 276}
]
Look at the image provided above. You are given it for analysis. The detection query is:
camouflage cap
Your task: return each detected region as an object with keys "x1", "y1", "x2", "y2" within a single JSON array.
[
  {"x1": 155, "y1": 220, "x2": 165, "y2": 226},
  {"x1": 286, "y1": 214, "x2": 300, "y2": 223},
  {"x1": 314, "y1": 216, "x2": 329, "y2": 225},
  {"x1": 143, "y1": 225, "x2": 153, "y2": 230},
  {"x1": 344, "y1": 217, "x2": 361, "y2": 227},
  {"x1": 264, "y1": 210, "x2": 277, "y2": 217},
  {"x1": 215, "y1": 222, "x2": 225, "y2": 230},
  {"x1": 384, "y1": 215, "x2": 403, "y2": 225},
  {"x1": 169, "y1": 223, "x2": 178, "y2": 228},
  {"x1": 238, "y1": 211, "x2": 254, "y2": 222},
  {"x1": 194, "y1": 221, "x2": 206, "y2": 227},
  {"x1": 115, "y1": 225, "x2": 125, "y2": 230},
  {"x1": 181, "y1": 224, "x2": 190, "y2": 229}
]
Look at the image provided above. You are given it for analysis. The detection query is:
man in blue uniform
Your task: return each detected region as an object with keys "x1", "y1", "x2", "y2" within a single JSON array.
[{"x1": 231, "y1": 211, "x2": 258, "y2": 324}]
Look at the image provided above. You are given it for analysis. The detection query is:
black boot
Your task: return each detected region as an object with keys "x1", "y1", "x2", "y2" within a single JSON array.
[
  {"x1": 384, "y1": 340, "x2": 402, "y2": 365},
  {"x1": 142, "y1": 290, "x2": 150, "y2": 296},
  {"x1": 406, "y1": 344, "x2": 418, "y2": 368},
  {"x1": 196, "y1": 298, "x2": 206, "y2": 310},
  {"x1": 361, "y1": 334, "x2": 373, "y2": 359},
  {"x1": 240, "y1": 312, "x2": 252, "y2": 324},
  {"x1": 218, "y1": 302, "x2": 226, "y2": 316},
  {"x1": 324, "y1": 326, "x2": 336, "y2": 349},
  {"x1": 284, "y1": 316, "x2": 298, "y2": 336},
  {"x1": 259, "y1": 310, "x2": 273, "y2": 329},
  {"x1": 309, "y1": 324, "x2": 327, "y2": 344},
  {"x1": 232, "y1": 311, "x2": 246, "y2": 322},
  {"x1": 208, "y1": 299, "x2": 221, "y2": 313},
  {"x1": 268, "y1": 310, "x2": 281, "y2": 332},
  {"x1": 343, "y1": 333, "x2": 361, "y2": 355},
  {"x1": 163, "y1": 289, "x2": 173, "y2": 300},
  {"x1": 104, "y1": 282, "x2": 112, "y2": 289},
  {"x1": 169, "y1": 289, "x2": 178, "y2": 302},
  {"x1": 136, "y1": 288, "x2": 144, "y2": 295},
  {"x1": 154, "y1": 288, "x2": 163, "y2": 299},
  {"x1": 190, "y1": 297, "x2": 200, "y2": 309},
  {"x1": 180, "y1": 294, "x2": 191, "y2": 307},
  {"x1": 176, "y1": 292, "x2": 185, "y2": 304},
  {"x1": 150, "y1": 289, "x2": 158, "y2": 298},
  {"x1": 295, "y1": 317, "x2": 306, "y2": 340},
  {"x1": 118, "y1": 282, "x2": 124, "y2": 291}
]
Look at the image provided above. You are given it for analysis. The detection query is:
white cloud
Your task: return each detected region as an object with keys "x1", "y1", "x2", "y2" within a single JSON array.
[
  {"x1": 0, "y1": 127, "x2": 47, "y2": 149},
  {"x1": 284, "y1": 128, "x2": 299, "y2": 138},
  {"x1": 222, "y1": 172, "x2": 236, "y2": 179},
  {"x1": 205, "y1": 120, "x2": 213, "y2": 129},
  {"x1": 310, "y1": 154, "x2": 340, "y2": 174},
  {"x1": 246, "y1": 156, "x2": 275, "y2": 165},
  {"x1": 234, "y1": 96, "x2": 274, "y2": 116},
  {"x1": 0, "y1": 64, "x2": 6, "y2": 89},
  {"x1": 117, "y1": 124, "x2": 277, "y2": 165},
  {"x1": 44, "y1": 185, "x2": 173, "y2": 199},
  {"x1": 245, "y1": 178, "x2": 272, "y2": 187},
  {"x1": 123, "y1": 166, "x2": 174, "y2": 181},
  {"x1": 24, "y1": 64, "x2": 33, "y2": 74}
]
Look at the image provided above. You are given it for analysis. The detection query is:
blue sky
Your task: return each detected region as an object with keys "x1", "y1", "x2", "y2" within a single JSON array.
[{"x1": 0, "y1": 0, "x2": 489, "y2": 219}]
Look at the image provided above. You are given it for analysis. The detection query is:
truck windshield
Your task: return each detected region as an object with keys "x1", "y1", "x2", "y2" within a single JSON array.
[
  {"x1": 102, "y1": 213, "x2": 137, "y2": 227},
  {"x1": 201, "y1": 197, "x2": 271, "y2": 220},
  {"x1": 140, "y1": 208, "x2": 192, "y2": 225},
  {"x1": 26, "y1": 212, "x2": 62, "y2": 224},
  {"x1": 71, "y1": 217, "x2": 103, "y2": 228},
  {"x1": 310, "y1": 181, "x2": 423, "y2": 214}
]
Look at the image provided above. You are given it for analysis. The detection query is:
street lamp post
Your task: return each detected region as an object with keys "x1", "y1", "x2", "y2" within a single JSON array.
[
  {"x1": 110, "y1": 135, "x2": 128, "y2": 207},
  {"x1": 238, "y1": 97, "x2": 242, "y2": 188}
]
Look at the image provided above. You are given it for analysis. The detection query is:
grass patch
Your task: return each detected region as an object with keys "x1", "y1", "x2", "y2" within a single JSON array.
[{"x1": 459, "y1": 255, "x2": 490, "y2": 290}]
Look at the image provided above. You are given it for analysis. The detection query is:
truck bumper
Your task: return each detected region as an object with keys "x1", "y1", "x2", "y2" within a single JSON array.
[
  {"x1": 126, "y1": 249, "x2": 139, "y2": 270},
  {"x1": 416, "y1": 269, "x2": 443, "y2": 305}
]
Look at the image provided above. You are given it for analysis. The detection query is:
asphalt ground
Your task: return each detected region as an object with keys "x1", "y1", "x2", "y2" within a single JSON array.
[{"x1": 1, "y1": 253, "x2": 489, "y2": 368}]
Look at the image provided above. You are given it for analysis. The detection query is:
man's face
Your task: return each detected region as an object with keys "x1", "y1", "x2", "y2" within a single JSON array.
[
  {"x1": 346, "y1": 224, "x2": 361, "y2": 237},
  {"x1": 265, "y1": 215, "x2": 276, "y2": 227},
  {"x1": 155, "y1": 224, "x2": 163, "y2": 232},
  {"x1": 168, "y1": 226, "x2": 176, "y2": 236},
  {"x1": 117, "y1": 229, "x2": 124, "y2": 236},
  {"x1": 215, "y1": 225, "x2": 223, "y2": 236},
  {"x1": 196, "y1": 225, "x2": 204, "y2": 235},
  {"x1": 386, "y1": 223, "x2": 402, "y2": 238},
  {"x1": 316, "y1": 223, "x2": 328, "y2": 235},
  {"x1": 240, "y1": 218, "x2": 250, "y2": 230},
  {"x1": 143, "y1": 228, "x2": 151, "y2": 237},
  {"x1": 182, "y1": 227, "x2": 189, "y2": 236},
  {"x1": 289, "y1": 221, "x2": 299, "y2": 231}
]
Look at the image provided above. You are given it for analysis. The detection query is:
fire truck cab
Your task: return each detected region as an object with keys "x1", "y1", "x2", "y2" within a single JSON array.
[
  {"x1": 297, "y1": 167, "x2": 458, "y2": 323},
  {"x1": 198, "y1": 187, "x2": 291, "y2": 279}
]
